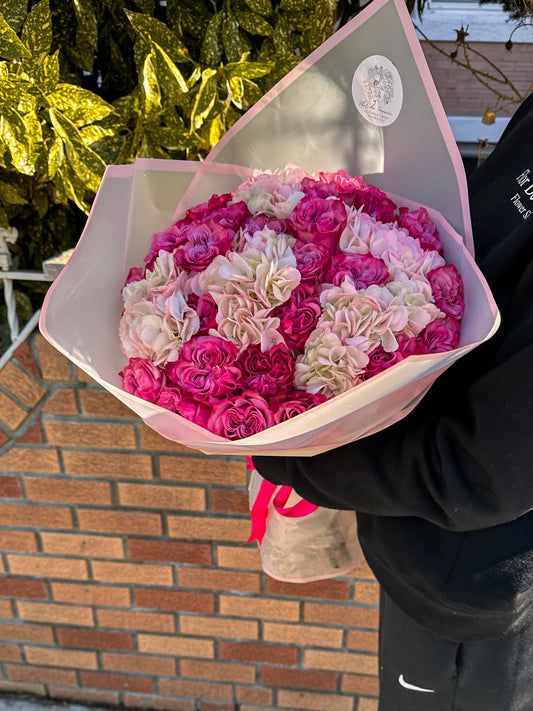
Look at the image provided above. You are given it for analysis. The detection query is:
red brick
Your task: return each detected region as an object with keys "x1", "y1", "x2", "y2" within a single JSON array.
[
  {"x1": 81, "y1": 671, "x2": 154, "y2": 693},
  {"x1": 78, "y1": 509, "x2": 162, "y2": 536},
  {"x1": 277, "y1": 690, "x2": 353, "y2": 711},
  {"x1": 102, "y1": 652, "x2": 175, "y2": 676},
  {"x1": 135, "y1": 588, "x2": 215, "y2": 614},
  {"x1": 0, "y1": 429, "x2": 8, "y2": 447},
  {"x1": 13, "y1": 340, "x2": 41, "y2": 379},
  {"x1": 341, "y1": 673, "x2": 380, "y2": 696},
  {"x1": 0, "y1": 362, "x2": 46, "y2": 407},
  {"x1": 48, "y1": 687, "x2": 120, "y2": 707},
  {"x1": 358, "y1": 699, "x2": 379, "y2": 711},
  {"x1": 41, "y1": 533, "x2": 123, "y2": 559},
  {"x1": 261, "y1": 666, "x2": 338, "y2": 691},
  {"x1": 179, "y1": 615, "x2": 258, "y2": 640},
  {"x1": 45, "y1": 422, "x2": 136, "y2": 449},
  {"x1": 304, "y1": 649, "x2": 379, "y2": 676},
  {"x1": 178, "y1": 569, "x2": 259, "y2": 593},
  {"x1": 354, "y1": 581, "x2": 380, "y2": 604},
  {"x1": 347, "y1": 630, "x2": 379, "y2": 652},
  {"x1": 0, "y1": 531, "x2": 36, "y2": 553},
  {"x1": 159, "y1": 679, "x2": 232, "y2": 702},
  {"x1": 211, "y1": 489, "x2": 249, "y2": 514},
  {"x1": 140, "y1": 426, "x2": 196, "y2": 453},
  {"x1": 52, "y1": 583, "x2": 130, "y2": 607},
  {"x1": 97, "y1": 608, "x2": 174, "y2": 633},
  {"x1": 0, "y1": 476, "x2": 21, "y2": 498},
  {"x1": 0, "y1": 391, "x2": 27, "y2": 430},
  {"x1": 181, "y1": 660, "x2": 255, "y2": 684},
  {"x1": 57, "y1": 627, "x2": 134, "y2": 651},
  {"x1": 18, "y1": 601, "x2": 94, "y2": 626},
  {"x1": 80, "y1": 390, "x2": 134, "y2": 418},
  {"x1": 0, "y1": 680, "x2": 45, "y2": 696},
  {"x1": 160, "y1": 457, "x2": 247, "y2": 486},
  {"x1": 0, "y1": 622, "x2": 54, "y2": 644},
  {"x1": 236, "y1": 687, "x2": 272, "y2": 706},
  {"x1": 128, "y1": 539, "x2": 211, "y2": 565},
  {"x1": 8, "y1": 555, "x2": 87, "y2": 580},
  {"x1": 123, "y1": 695, "x2": 195, "y2": 711},
  {"x1": 24, "y1": 647, "x2": 97, "y2": 669},
  {"x1": 216, "y1": 546, "x2": 261, "y2": 570},
  {"x1": 17, "y1": 424, "x2": 43, "y2": 444},
  {"x1": 0, "y1": 642, "x2": 22, "y2": 662},
  {"x1": 0, "y1": 578, "x2": 48, "y2": 600},
  {"x1": 198, "y1": 704, "x2": 235, "y2": 711},
  {"x1": 304, "y1": 603, "x2": 379, "y2": 630},
  {"x1": 6, "y1": 664, "x2": 77, "y2": 686},
  {"x1": 220, "y1": 641, "x2": 298, "y2": 666},
  {"x1": 0, "y1": 447, "x2": 60, "y2": 474},
  {"x1": 36, "y1": 335, "x2": 71, "y2": 380},
  {"x1": 92, "y1": 561, "x2": 173, "y2": 586},
  {"x1": 264, "y1": 622, "x2": 343, "y2": 648},
  {"x1": 64, "y1": 451, "x2": 152, "y2": 479},
  {"x1": 168, "y1": 517, "x2": 250, "y2": 543},
  {"x1": 0, "y1": 504, "x2": 72, "y2": 529},
  {"x1": 219, "y1": 595, "x2": 299, "y2": 621},
  {"x1": 267, "y1": 578, "x2": 350, "y2": 601},
  {"x1": 25, "y1": 477, "x2": 111, "y2": 505},
  {"x1": 138, "y1": 635, "x2": 213, "y2": 659},
  {"x1": 119, "y1": 483, "x2": 205, "y2": 511},
  {"x1": 0, "y1": 600, "x2": 12, "y2": 617},
  {"x1": 42, "y1": 390, "x2": 78, "y2": 415}
]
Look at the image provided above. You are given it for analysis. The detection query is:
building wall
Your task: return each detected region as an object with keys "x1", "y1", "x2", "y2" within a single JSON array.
[{"x1": 0, "y1": 333, "x2": 380, "y2": 711}]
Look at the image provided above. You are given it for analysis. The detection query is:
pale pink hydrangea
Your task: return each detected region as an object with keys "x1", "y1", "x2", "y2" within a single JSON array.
[
  {"x1": 338, "y1": 206, "x2": 379, "y2": 254},
  {"x1": 230, "y1": 171, "x2": 305, "y2": 219}
]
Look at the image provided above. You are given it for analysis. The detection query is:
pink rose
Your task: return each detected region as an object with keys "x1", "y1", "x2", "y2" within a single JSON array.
[
  {"x1": 352, "y1": 185, "x2": 397, "y2": 223},
  {"x1": 166, "y1": 336, "x2": 242, "y2": 405},
  {"x1": 418, "y1": 316, "x2": 461, "y2": 353},
  {"x1": 124, "y1": 266, "x2": 145, "y2": 286},
  {"x1": 300, "y1": 177, "x2": 338, "y2": 199},
  {"x1": 144, "y1": 223, "x2": 187, "y2": 268},
  {"x1": 238, "y1": 343, "x2": 295, "y2": 398},
  {"x1": 174, "y1": 222, "x2": 234, "y2": 272},
  {"x1": 364, "y1": 346, "x2": 405, "y2": 379},
  {"x1": 245, "y1": 214, "x2": 289, "y2": 235},
  {"x1": 272, "y1": 390, "x2": 328, "y2": 424},
  {"x1": 290, "y1": 197, "x2": 347, "y2": 252},
  {"x1": 273, "y1": 284, "x2": 322, "y2": 352},
  {"x1": 185, "y1": 193, "x2": 232, "y2": 221},
  {"x1": 398, "y1": 207, "x2": 442, "y2": 253},
  {"x1": 120, "y1": 358, "x2": 165, "y2": 403},
  {"x1": 157, "y1": 385, "x2": 183, "y2": 412},
  {"x1": 187, "y1": 294, "x2": 218, "y2": 335},
  {"x1": 330, "y1": 254, "x2": 390, "y2": 289},
  {"x1": 396, "y1": 334, "x2": 422, "y2": 356},
  {"x1": 207, "y1": 201, "x2": 249, "y2": 231},
  {"x1": 177, "y1": 396, "x2": 212, "y2": 429},
  {"x1": 208, "y1": 391, "x2": 274, "y2": 440},
  {"x1": 428, "y1": 265, "x2": 465, "y2": 319},
  {"x1": 294, "y1": 241, "x2": 332, "y2": 284}
]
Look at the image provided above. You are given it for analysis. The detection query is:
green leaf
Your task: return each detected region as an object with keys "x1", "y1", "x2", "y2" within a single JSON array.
[
  {"x1": 234, "y1": 7, "x2": 273, "y2": 36},
  {"x1": 48, "y1": 84, "x2": 116, "y2": 127},
  {"x1": 151, "y1": 41, "x2": 189, "y2": 96},
  {"x1": 200, "y1": 11, "x2": 223, "y2": 67},
  {"x1": 301, "y1": 0, "x2": 336, "y2": 55},
  {"x1": 0, "y1": 179, "x2": 27, "y2": 204},
  {"x1": 222, "y1": 13, "x2": 245, "y2": 63},
  {"x1": 0, "y1": 11, "x2": 31, "y2": 58},
  {"x1": 279, "y1": 0, "x2": 314, "y2": 10},
  {"x1": 208, "y1": 107, "x2": 226, "y2": 148},
  {"x1": 72, "y1": 0, "x2": 98, "y2": 73},
  {"x1": 47, "y1": 136, "x2": 63, "y2": 179},
  {"x1": 225, "y1": 60, "x2": 273, "y2": 80},
  {"x1": 21, "y1": 0, "x2": 52, "y2": 63},
  {"x1": 32, "y1": 188, "x2": 48, "y2": 219},
  {"x1": 132, "y1": 0, "x2": 154, "y2": 13},
  {"x1": 242, "y1": 0, "x2": 272, "y2": 16},
  {"x1": 190, "y1": 67, "x2": 217, "y2": 131},
  {"x1": 271, "y1": 15, "x2": 292, "y2": 53},
  {"x1": 139, "y1": 50, "x2": 161, "y2": 116},
  {"x1": 30, "y1": 49, "x2": 59, "y2": 92},
  {"x1": 145, "y1": 125, "x2": 196, "y2": 151},
  {"x1": 0, "y1": 107, "x2": 34, "y2": 174},
  {"x1": 0, "y1": 0, "x2": 29, "y2": 33},
  {"x1": 0, "y1": 204, "x2": 8, "y2": 227},
  {"x1": 124, "y1": 9, "x2": 191, "y2": 65},
  {"x1": 166, "y1": 0, "x2": 210, "y2": 40},
  {"x1": 79, "y1": 124, "x2": 116, "y2": 148}
]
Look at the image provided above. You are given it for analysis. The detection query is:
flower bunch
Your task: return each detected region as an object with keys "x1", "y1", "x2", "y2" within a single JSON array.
[{"x1": 119, "y1": 166, "x2": 465, "y2": 439}]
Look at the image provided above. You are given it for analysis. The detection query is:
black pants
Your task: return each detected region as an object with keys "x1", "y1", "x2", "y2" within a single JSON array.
[{"x1": 378, "y1": 590, "x2": 533, "y2": 711}]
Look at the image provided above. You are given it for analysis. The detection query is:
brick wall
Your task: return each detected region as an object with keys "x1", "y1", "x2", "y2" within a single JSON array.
[
  {"x1": 0, "y1": 332, "x2": 380, "y2": 711},
  {"x1": 421, "y1": 41, "x2": 533, "y2": 117}
]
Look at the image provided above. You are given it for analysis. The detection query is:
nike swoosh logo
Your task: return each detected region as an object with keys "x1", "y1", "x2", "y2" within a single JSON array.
[{"x1": 398, "y1": 674, "x2": 435, "y2": 693}]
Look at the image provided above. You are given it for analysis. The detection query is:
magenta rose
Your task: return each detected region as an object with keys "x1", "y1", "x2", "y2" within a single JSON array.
[
  {"x1": 330, "y1": 254, "x2": 390, "y2": 289},
  {"x1": 238, "y1": 343, "x2": 295, "y2": 398},
  {"x1": 398, "y1": 207, "x2": 442, "y2": 253},
  {"x1": 187, "y1": 294, "x2": 218, "y2": 334},
  {"x1": 364, "y1": 347, "x2": 405, "y2": 379},
  {"x1": 418, "y1": 317, "x2": 461, "y2": 354},
  {"x1": 144, "y1": 223, "x2": 188, "y2": 268},
  {"x1": 273, "y1": 283, "x2": 322, "y2": 352},
  {"x1": 207, "y1": 201, "x2": 249, "y2": 231},
  {"x1": 177, "y1": 396, "x2": 212, "y2": 429},
  {"x1": 290, "y1": 196, "x2": 347, "y2": 252},
  {"x1": 396, "y1": 334, "x2": 422, "y2": 356},
  {"x1": 185, "y1": 192, "x2": 232, "y2": 221},
  {"x1": 157, "y1": 385, "x2": 183, "y2": 412},
  {"x1": 294, "y1": 241, "x2": 332, "y2": 284},
  {"x1": 207, "y1": 391, "x2": 274, "y2": 440},
  {"x1": 124, "y1": 266, "x2": 145, "y2": 286},
  {"x1": 244, "y1": 214, "x2": 289, "y2": 235},
  {"x1": 174, "y1": 222, "x2": 234, "y2": 272},
  {"x1": 120, "y1": 358, "x2": 165, "y2": 403},
  {"x1": 300, "y1": 177, "x2": 338, "y2": 199},
  {"x1": 166, "y1": 336, "x2": 242, "y2": 405},
  {"x1": 428, "y1": 265, "x2": 465, "y2": 319},
  {"x1": 272, "y1": 390, "x2": 328, "y2": 424},
  {"x1": 352, "y1": 185, "x2": 397, "y2": 223}
]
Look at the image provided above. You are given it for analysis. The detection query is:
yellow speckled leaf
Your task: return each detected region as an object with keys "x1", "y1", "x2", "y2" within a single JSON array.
[
  {"x1": 21, "y1": 0, "x2": 52, "y2": 63},
  {"x1": 0, "y1": 12, "x2": 31, "y2": 59}
]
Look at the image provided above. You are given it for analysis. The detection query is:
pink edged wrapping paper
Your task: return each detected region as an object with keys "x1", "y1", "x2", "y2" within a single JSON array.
[{"x1": 39, "y1": 0, "x2": 500, "y2": 457}]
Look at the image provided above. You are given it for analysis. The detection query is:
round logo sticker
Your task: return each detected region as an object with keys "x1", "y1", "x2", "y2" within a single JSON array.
[{"x1": 352, "y1": 55, "x2": 403, "y2": 127}]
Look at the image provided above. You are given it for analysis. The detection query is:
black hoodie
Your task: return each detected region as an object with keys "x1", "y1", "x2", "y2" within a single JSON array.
[{"x1": 254, "y1": 94, "x2": 533, "y2": 642}]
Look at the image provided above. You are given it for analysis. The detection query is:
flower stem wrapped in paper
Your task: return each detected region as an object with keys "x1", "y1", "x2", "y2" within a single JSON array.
[{"x1": 40, "y1": 0, "x2": 498, "y2": 458}]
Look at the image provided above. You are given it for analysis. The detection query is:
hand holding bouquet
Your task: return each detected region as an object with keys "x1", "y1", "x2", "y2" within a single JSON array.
[{"x1": 119, "y1": 165, "x2": 465, "y2": 441}]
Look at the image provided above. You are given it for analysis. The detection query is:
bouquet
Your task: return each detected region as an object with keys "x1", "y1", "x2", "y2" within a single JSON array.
[{"x1": 119, "y1": 164, "x2": 466, "y2": 441}]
